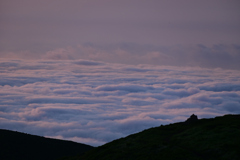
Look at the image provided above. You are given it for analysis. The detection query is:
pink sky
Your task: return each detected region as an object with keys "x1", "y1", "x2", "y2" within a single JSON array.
[{"x1": 1, "y1": 0, "x2": 240, "y2": 51}]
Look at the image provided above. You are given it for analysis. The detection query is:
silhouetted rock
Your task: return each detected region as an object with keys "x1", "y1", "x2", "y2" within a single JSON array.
[{"x1": 185, "y1": 114, "x2": 198, "y2": 123}]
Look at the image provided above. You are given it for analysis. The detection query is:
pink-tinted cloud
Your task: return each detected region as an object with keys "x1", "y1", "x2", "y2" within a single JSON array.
[{"x1": 1, "y1": 59, "x2": 240, "y2": 146}]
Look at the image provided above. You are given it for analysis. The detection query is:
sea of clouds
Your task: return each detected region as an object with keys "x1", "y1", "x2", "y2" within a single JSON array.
[{"x1": 0, "y1": 59, "x2": 240, "y2": 146}]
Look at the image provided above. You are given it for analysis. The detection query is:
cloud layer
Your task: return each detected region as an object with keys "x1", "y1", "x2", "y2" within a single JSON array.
[{"x1": 0, "y1": 59, "x2": 240, "y2": 146}]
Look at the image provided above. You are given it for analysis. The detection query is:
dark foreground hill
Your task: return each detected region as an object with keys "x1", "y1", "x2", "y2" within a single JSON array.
[
  {"x1": 66, "y1": 114, "x2": 240, "y2": 160},
  {"x1": 0, "y1": 129, "x2": 94, "y2": 160}
]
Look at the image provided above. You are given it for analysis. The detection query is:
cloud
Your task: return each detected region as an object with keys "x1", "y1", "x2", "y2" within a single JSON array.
[
  {"x1": 219, "y1": 101, "x2": 240, "y2": 112},
  {"x1": 26, "y1": 97, "x2": 111, "y2": 105},
  {"x1": 74, "y1": 60, "x2": 104, "y2": 66},
  {"x1": 96, "y1": 84, "x2": 154, "y2": 92},
  {"x1": 199, "y1": 83, "x2": 240, "y2": 92},
  {"x1": 0, "y1": 59, "x2": 240, "y2": 146},
  {"x1": 43, "y1": 48, "x2": 76, "y2": 60},
  {"x1": 162, "y1": 88, "x2": 200, "y2": 98},
  {"x1": 1, "y1": 44, "x2": 240, "y2": 70},
  {"x1": 74, "y1": 44, "x2": 240, "y2": 70}
]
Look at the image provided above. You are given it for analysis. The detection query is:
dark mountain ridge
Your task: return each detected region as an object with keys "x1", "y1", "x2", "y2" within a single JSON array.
[
  {"x1": 1, "y1": 114, "x2": 240, "y2": 160},
  {"x1": 0, "y1": 129, "x2": 94, "y2": 160},
  {"x1": 75, "y1": 114, "x2": 240, "y2": 160}
]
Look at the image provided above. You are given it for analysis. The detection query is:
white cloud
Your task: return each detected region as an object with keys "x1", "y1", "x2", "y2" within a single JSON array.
[{"x1": 0, "y1": 59, "x2": 240, "y2": 146}]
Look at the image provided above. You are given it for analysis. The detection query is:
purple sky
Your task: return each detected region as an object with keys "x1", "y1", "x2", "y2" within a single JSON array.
[
  {"x1": 1, "y1": 1, "x2": 240, "y2": 62},
  {"x1": 0, "y1": 0, "x2": 240, "y2": 146}
]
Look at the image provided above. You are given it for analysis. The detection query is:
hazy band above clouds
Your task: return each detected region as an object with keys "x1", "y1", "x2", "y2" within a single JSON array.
[{"x1": 1, "y1": 44, "x2": 240, "y2": 70}]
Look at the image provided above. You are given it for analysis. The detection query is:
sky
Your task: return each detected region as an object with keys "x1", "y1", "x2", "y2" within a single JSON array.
[
  {"x1": 1, "y1": 0, "x2": 240, "y2": 68},
  {"x1": 0, "y1": 0, "x2": 240, "y2": 146}
]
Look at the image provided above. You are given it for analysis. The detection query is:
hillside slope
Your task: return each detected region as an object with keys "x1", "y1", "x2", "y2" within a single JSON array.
[
  {"x1": 73, "y1": 114, "x2": 240, "y2": 160},
  {"x1": 0, "y1": 129, "x2": 94, "y2": 160}
]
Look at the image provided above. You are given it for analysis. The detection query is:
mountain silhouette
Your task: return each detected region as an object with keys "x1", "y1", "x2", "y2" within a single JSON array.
[
  {"x1": 1, "y1": 114, "x2": 240, "y2": 160},
  {"x1": 67, "y1": 114, "x2": 240, "y2": 160},
  {"x1": 0, "y1": 129, "x2": 94, "y2": 160}
]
